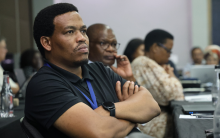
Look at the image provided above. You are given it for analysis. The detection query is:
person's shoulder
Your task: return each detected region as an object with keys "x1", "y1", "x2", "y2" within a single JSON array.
[
  {"x1": 32, "y1": 66, "x2": 55, "y2": 76},
  {"x1": 28, "y1": 66, "x2": 63, "y2": 85},
  {"x1": 84, "y1": 61, "x2": 107, "y2": 71},
  {"x1": 26, "y1": 66, "x2": 71, "y2": 99},
  {"x1": 131, "y1": 56, "x2": 149, "y2": 66}
]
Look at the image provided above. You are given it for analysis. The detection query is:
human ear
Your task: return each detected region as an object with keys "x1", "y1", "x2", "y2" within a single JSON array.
[
  {"x1": 151, "y1": 43, "x2": 158, "y2": 53},
  {"x1": 40, "y1": 36, "x2": 52, "y2": 51}
]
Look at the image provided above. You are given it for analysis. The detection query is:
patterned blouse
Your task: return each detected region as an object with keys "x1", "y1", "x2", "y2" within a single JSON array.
[{"x1": 131, "y1": 56, "x2": 184, "y2": 138}]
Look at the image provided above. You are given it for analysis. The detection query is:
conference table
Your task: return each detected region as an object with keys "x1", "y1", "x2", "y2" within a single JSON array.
[
  {"x1": 0, "y1": 95, "x2": 215, "y2": 138},
  {"x1": 171, "y1": 91, "x2": 214, "y2": 138},
  {"x1": 0, "y1": 100, "x2": 26, "y2": 138}
]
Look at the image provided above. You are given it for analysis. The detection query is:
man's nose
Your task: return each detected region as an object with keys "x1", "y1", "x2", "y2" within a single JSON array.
[{"x1": 76, "y1": 31, "x2": 86, "y2": 42}]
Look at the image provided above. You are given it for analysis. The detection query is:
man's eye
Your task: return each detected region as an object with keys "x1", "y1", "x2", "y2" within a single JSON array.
[
  {"x1": 112, "y1": 43, "x2": 117, "y2": 47},
  {"x1": 66, "y1": 30, "x2": 73, "y2": 34},
  {"x1": 100, "y1": 42, "x2": 104, "y2": 45},
  {"x1": 81, "y1": 30, "x2": 87, "y2": 34}
]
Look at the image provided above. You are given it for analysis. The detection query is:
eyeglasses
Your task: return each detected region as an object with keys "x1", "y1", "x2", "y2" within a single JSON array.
[
  {"x1": 157, "y1": 43, "x2": 172, "y2": 54},
  {"x1": 90, "y1": 41, "x2": 120, "y2": 50}
]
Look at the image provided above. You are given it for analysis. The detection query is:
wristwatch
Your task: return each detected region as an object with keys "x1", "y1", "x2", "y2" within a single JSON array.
[{"x1": 102, "y1": 101, "x2": 115, "y2": 117}]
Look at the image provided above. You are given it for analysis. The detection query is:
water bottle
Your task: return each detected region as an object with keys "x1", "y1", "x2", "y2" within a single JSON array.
[
  {"x1": 214, "y1": 65, "x2": 220, "y2": 138},
  {"x1": 214, "y1": 93, "x2": 220, "y2": 138},
  {"x1": 1, "y1": 71, "x2": 9, "y2": 117},
  {"x1": 213, "y1": 66, "x2": 220, "y2": 106},
  {"x1": 7, "y1": 75, "x2": 14, "y2": 117}
]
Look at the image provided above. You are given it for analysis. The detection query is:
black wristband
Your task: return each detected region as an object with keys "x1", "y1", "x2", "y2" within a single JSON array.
[{"x1": 110, "y1": 108, "x2": 115, "y2": 117}]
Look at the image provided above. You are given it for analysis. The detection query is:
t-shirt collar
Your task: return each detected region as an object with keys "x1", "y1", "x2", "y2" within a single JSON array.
[{"x1": 44, "y1": 59, "x2": 93, "y2": 83}]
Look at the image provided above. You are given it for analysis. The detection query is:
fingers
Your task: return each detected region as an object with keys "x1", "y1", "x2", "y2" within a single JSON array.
[
  {"x1": 128, "y1": 81, "x2": 134, "y2": 96},
  {"x1": 119, "y1": 55, "x2": 129, "y2": 62},
  {"x1": 170, "y1": 67, "x2": 174, "y2": 71},
  {"x1": 134, "y1": 84, "x2": 138, "y2": 94},
  {"x1": 115, "y1": 81, "x2": 122, "y2": 101},
  {"x1": 113, "y1": 53, "x2": 120, "y2": 59},
  {"x1": 122, "y1": 81, "x2": 130, "y2": 100},
  {"x1": 123, "y1": 81, "x2": 137, "y2": 97},
  {"x1": 115, "y1": 55, "x2": 129, "y2": 62},
  {"x1": 161, "y1": 64, "x2": 166, "y2": 68},
  {"x1": 113, "y1": 53, "x2": 118, "y2": 57},
  {"x1": 118, "y1": 81, "x2": 139, "y2": 101},
  {"x1": 166, "y1": 65, "x2": 174, "y2": 72},
  {"x1": 129, "y1": 82, "x2": 138, "y2": 94},
  {"x1": 162, "y1": 64, "x2": 167, "y2": 70}
]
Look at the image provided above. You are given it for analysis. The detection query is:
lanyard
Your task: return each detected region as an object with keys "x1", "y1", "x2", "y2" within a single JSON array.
[
  {"x1": 44, "y1": 63, "x2": 98, "y2": 109},
  {"x1": 73, "y1": 80, "x2": 98, "y2": 109}
]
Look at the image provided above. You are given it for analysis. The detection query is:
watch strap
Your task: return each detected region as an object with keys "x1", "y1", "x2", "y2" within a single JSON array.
[{"x1": 110, "y1": 108, "x2": 115, "y2": 117}]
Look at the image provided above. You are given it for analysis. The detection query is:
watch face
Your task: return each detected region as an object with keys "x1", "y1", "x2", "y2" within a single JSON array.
[{"x1": 103, "y1": 101, "x2": 114, "y2": 107}]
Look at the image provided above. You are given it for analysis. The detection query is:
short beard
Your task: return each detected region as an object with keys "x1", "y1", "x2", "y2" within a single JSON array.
[{"x1": 73, "y1": 58, "x2": 88, "y2": 67}]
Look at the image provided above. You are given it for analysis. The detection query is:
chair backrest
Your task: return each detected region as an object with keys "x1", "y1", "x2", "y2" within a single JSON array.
[{"x1": 20, "y1": 117, "x2": 44, "y2": 138}]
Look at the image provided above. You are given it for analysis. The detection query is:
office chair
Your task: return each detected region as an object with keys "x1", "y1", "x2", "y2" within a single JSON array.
[{"x1": 20, "y1": 117, "x2": 44, "y2": 138}]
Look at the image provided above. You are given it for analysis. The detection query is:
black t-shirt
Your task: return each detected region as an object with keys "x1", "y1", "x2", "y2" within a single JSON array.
[{"x1": 25, "y1": 61, "x2": 134, "y2": 138}]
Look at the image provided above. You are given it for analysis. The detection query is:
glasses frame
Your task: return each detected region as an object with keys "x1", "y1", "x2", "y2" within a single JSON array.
[
  {"x1": 157, "y1": 43, "x2": 172, "y2": 54},
  {"x1": 90, "y1": 41, "x2": 120, "y2": 50}
]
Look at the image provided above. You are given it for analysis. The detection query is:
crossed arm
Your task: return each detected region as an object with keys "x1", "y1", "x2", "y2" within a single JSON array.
[{"x1": 54, "y1": 81, "x2": 160, "y2": 138}]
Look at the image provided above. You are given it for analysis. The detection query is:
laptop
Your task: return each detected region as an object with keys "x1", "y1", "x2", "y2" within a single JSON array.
[
  {"x1": 14, "y1": 68, "x2": 26, "y2": 87},
  {"x1": 190, "y1": 65, "x2": 216, "y2": 83},
  {"x1": 14, "y1": 68, "x2": 27, "y2": 98},
  {"x1": 182, "y1": 104, "x2": 215, "y2": 115}
]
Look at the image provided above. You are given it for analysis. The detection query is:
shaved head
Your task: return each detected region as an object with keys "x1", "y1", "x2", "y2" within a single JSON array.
[
  {"x1": 87, "y1": 23, "x2": 110, "y2": 42},
  {"x1": 87, "y1": 23, "x2": 117, "y2": 66}
]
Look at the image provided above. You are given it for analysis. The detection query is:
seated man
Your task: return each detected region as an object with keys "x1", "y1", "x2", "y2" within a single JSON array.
[
  {"x1": 25, "y1": 3, "x2": 160, "y2": 138},
  {"x1": 0, "y1": 36, "x2": 19, "y2": 94},
  {"x1": 191, "y1": 47, "x2": 204, "y2": 65},
  {"x1": 183, "y1": 47, "x2": 204, "y2": 77},
  {"x1": 131, "y1": 29, "x2": 184, "y2": 138},
  {"x1": 87, "y1": 23, "x2": 136, "y2": 82}
]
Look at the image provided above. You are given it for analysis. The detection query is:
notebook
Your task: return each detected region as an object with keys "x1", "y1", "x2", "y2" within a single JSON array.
[{"x1": 182, "y1": 104, "x2": 215, "y2": 115}]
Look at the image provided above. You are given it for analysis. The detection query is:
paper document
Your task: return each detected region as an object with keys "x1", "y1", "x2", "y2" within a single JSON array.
[
  {"x1": 184, "y1": 94, "x2": 212, "y2": 102},
  {"x1": 179, "y1": 114, "x2": 196, "y2": 119},
  {"x1": 183, "y1": 88, "x2": 205, "y2": 92},
  {"x1": 179, "y1": 114, "x2": 213, "y2": 119}
]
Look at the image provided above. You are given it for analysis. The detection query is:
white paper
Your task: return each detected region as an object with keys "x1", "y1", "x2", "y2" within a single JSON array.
[
  {"x1": 184, "y1": 94, "x2": 212, "y2": 102},
  {"x1": 183, "y1": 88, "x2": 205, "y2": 92},
  {"x1": 179, "y1": 114, "x2": 196, "y2": 119},
  {"x1": 179, "y1": 114, "x2": 213, "y2": 119}
]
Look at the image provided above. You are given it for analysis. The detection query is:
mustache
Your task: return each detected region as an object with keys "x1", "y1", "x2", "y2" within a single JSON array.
[{"x1": 74, "y1": 42, "x2": 88, "y2": 51}]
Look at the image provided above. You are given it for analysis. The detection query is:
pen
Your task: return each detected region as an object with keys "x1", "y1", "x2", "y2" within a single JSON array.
[{"x1": 196, "y1": 116, "x2": 213, "y2": 118}]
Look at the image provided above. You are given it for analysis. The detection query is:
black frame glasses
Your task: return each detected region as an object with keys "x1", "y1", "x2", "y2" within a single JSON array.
[
  {"x1": 90, "y1": 41, "x2": 120, "y2": 50},
  {"x1": 157, "y1": 43, "x2": 172, "y2": 54}
]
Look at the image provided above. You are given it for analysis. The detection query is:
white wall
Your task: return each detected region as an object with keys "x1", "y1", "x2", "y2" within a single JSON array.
[
  {"x1": 32, "y1": 0, "x2": 54, "y2": 49},
  {"x1": 54, "y1": 0, "x2": 192, "y2": 69},
  {"x1": 191, "y1": 0, "x2": 210, "y2": 50}
]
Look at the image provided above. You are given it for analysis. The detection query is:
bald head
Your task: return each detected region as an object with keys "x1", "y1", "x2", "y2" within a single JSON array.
[
  {"x1": 87, "y1": 24, "x2": 110, "y2": 42},
  {"x1": 87, "y1": 23, "x2": 117, "y2": 66}
]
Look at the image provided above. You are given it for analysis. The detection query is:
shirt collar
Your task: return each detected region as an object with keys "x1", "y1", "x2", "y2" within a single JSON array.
[
  {"x1": 44, "y1": 59, "x2": 93, "y2": 83},
  {"x1": 88, "y1": 60, "x2": 93, "y2": 64}
]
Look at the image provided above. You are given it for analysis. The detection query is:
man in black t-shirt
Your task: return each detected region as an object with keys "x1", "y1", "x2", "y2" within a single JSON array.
[{"x1": 25, "y1": 3, "x2": 160, "y2": 138}]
